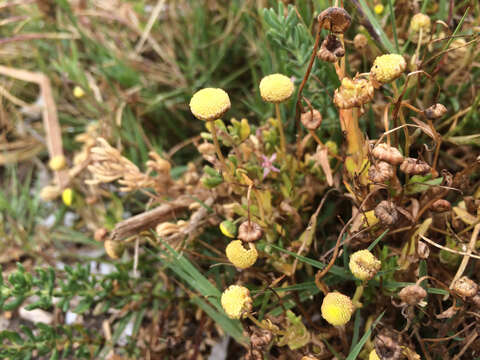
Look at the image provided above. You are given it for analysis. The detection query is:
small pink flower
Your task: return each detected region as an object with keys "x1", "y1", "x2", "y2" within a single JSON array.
[{"x1": 261, "y1": 153, "x2": 280, "y2": 179}]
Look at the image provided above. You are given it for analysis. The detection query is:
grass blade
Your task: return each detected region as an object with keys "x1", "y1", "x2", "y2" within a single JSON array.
[
  {"x1": 346, "y1": 311, "x2": 385, "y2": 360},
  {"x1": 357, "y1": 0, "x2": 396, "y2": 53}
]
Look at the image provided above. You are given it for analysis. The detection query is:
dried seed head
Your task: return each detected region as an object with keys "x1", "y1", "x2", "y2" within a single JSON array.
[
  {"x1": 189, "y1": 88, "x2": 231, "y2": 121},
  {"x1": 398, "y1": 285, "x2": 427, "y2": 305},
  {"x1": 259, "y1": 74, "x2": 294, "y2": 103},
  {"x1": 453, "y1": 276, "x2": 478, "y2": 298},
  {"x1": 250, "y1": 328, "x2": 273, "y2": 348},
  {"x1": 472, "y1": 294, "x2": 480, "y2": 308},
  {"x1": 424, "y1": 103, "x2": 447, "y2": 119},
  {"x1": 39, "y1": 185, "x2": 61, "y2": 201},
  {"x1": 353, "y1": 34, "x2": 368, "y2": 50},
  {"x1": 317, "y1": 34, "x2": 345, "y2": 63},
  {"x1": 409, "y1": 13, "x2": 431, "y2": 44},
  {"x1": 333, "y1": 77, "x2": 374, "y2": 109},
  {"x1": 368, "y1": 161, "x2": 394, "y2": 183},
  {"x1": 370, "y1": 54, "x2": 406, "y2": 84},
  {"x1": 349, "y1": 249, "x2": 381, "y2": 281},
  {"x1": 221, "y1": 285, "x2": 252, "y2": 319},
  {"x1": 225, "y1": 240, "x2": 258, "y2": 269},
  {"x1": 238, "y1": 221, "x2": 263, "y2": 242},
  {"x1": 321, "y1": 292, "x2": 354, "y2": 326},
  {"x1": 369, "y1": 350, "x2": 381, "y2": 360},
  {"x1": 104, "y1": 240, "x2": 124, "y2": 259},
  {"x1": 430, "y1": 199, "x2": 451, "y2": 213},
  {"x1": 374, "y1": 331, "x2": 403, "y2": 360},
  {"x1": 417, "y1": 241, "x2": 430, "y2": 259},
  {"x1": 399, "y1": 157, "x2": 431, "y2": 175},
  {"x1": 197, "y1": 142, "x2": 216, "y2": 156},
  {"x1": 301, "y1": 357, "x2": 319, "y2": 360},
  {"x1": 374, "y1": 201, "x2": 399, "y2": 226},
  {"x1": 219, "y1": 220, "x2": 237, "y2": 238},
  {"x1": 94, "y1": 228, "x2": 108, "y2": 242},
  {"x1": 445, "y1": 38, "x2": 469, "y2": 72},
  {"x1": 156, "y1": 222, "x2": 180, "y2": 237},
  {"x1": 371, "y1": 143, "x2": 404, "y2": 165},
  {"x1": 48, "y1": 155, "x2": 67, "y2": 171},
  {"x1": 301, "y1": 109, "x2": 323, "y2": 130},
  {"x1": 318, "y1": 7, "x2": 352, "y2": 34}
]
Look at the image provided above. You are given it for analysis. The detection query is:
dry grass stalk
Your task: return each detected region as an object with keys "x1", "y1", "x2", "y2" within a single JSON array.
[{"x1": 0, "y1": 65, "x2": 68, "y2": 187}]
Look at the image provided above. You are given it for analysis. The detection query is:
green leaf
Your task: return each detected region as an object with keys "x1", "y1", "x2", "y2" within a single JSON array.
[
  {"x1": 357, "y1": 0, "x2": 396, "y2": 53},
  {"x1": 346, "y1": 311, "x2": 385, "y2": 360}
]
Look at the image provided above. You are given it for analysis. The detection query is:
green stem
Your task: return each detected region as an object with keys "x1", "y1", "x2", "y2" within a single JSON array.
[
  {"x1": 210, "y1": 120, "x2": 227, "y2": 171},
  {"x1": 352, "y1": 283, "x2": 365, "y2": 309},
  {"x1": 275, "y1": 103, "x2": 286, "y2": 158}
]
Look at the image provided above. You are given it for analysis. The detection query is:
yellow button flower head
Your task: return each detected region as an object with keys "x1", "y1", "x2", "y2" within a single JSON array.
[
  {"x1": 349, "y1": 249, "x2": 381, "y2": 281},
  {"x1": 409, "y1": 13, "x2": 431, "y2": 43},
  {"x1": 62, "y1": 188, "x2": 74, "y2": 206},
  {"x1": 48, "y1": 155, "x2": 67, "y2": 171},
  {"x1": 321, "y1": 292, "x2": 354, "y2": 326},
  {"x1": 369, "y1": 349, "x2": 381, "y2": 360},
  {"x1": 189, "y1": 88, "x2": 231, "y2": 121},
  {"x1": 259, "y1": 74, "x2": 294, "y2": 103},
  {"x1": 370, "y1": 54, "x2": 406, "y2": 84},
  {"x1": 221, "y1": 285, "x2": 252, "y2": 319},
  {"x1": 374, "y1": 4, "x2": 384, "y2": 15},
  {"x1": 73, "y1": 86, "x2": 85, "y2": 98},
  {"x1": 226, "y1": 240, "x2": 258, "y2": 269}
]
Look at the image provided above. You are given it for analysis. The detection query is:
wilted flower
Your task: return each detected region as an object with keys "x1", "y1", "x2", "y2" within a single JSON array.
[{"x1": 225, "y1": 240, "x2": 258, "y2": 269}]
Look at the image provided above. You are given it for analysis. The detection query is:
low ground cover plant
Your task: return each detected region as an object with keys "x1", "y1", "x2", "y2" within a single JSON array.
[{"x1": 0, "y1": 0, "x2": 479, "y2": 359}]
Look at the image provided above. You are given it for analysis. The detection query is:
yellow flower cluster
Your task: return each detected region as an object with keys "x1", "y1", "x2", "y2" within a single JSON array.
[
  {"x1": 225, "y1": 240, "x2": 258, "y2": 269},
  {"x1": 370, "y1": 54, "x2": 406, "y2": 84},
  {"x1": 221, "y1": 285, "x2": 252, "y2": 319},
  {"x1": 189, "y1": 88, "x2": 231, "y2": 121},
  {"x1": 259, "y1": 74, "x2": 294, "y2": 103},
  {"x1": 321, "y1": 292, "x2": 354, "y2": 326},
  {"x1": 349, "y1": 249, "x2": 381, "y2": 281}
]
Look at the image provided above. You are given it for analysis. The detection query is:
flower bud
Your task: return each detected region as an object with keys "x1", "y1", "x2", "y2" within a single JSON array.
[
  {"x1": 321, "y1": 292, "x2": 354, "y2": 326},
  {"x1": 371, "y1": 143, "x2": 404, "y2": 165},
  {"x1": 48, "y1": 155, "x2": 67, "y2": 171},
  {"x1": 197, "y1": 142, "x2": 216, "y2": 155},
  {"x1": 225, "y1": 240, "x2": 258, "y2": 269},
  {"x1": 398, "y1": 284, "x2": 427, "y2": 305},
  {"x1": 62, "y1": 188, "x2": 74, "y2": 207},
  {"x1": 453, "y1": 276, "x2": 478, "y2": 298},
  {"x1": 409, "y1": 13, "x2": 431, "y2": 44},
  {"x1": 301, "y1": 109, "x2": 323, "y2": 130},
  {"x1": 73, "y1": 86, "x2": 85, "y2": 98},
  {"x1": 353, "y1": 34, "x2": 368, "y2": 50},
  {"x1": 238, "y1": 221, "x2": 263, "y2": 242},
  {"x1": 370, "y1": 54, "x2": 406, "y2": 84},
  {"x1": 39, "y1": 185, "x2": 60, "y2": 201},
  {"x1": 374, "y1": 201, "x2": 399, "y2": 226},
  {"x1": 221, "y1": 285, "x2": 252, "y2": 319},
  {"x1": 424, "y1": 103, "x2": 447, "y2": 119},
  {"x1": 219, "y1": 220, "x2": 237, "y2": 238},
  {"x1": 399, "y1": 158, "x2": 430, "y2": 175},
  {"x1": 349, "y1": 250, "x2": 381, "y2": 281}
]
